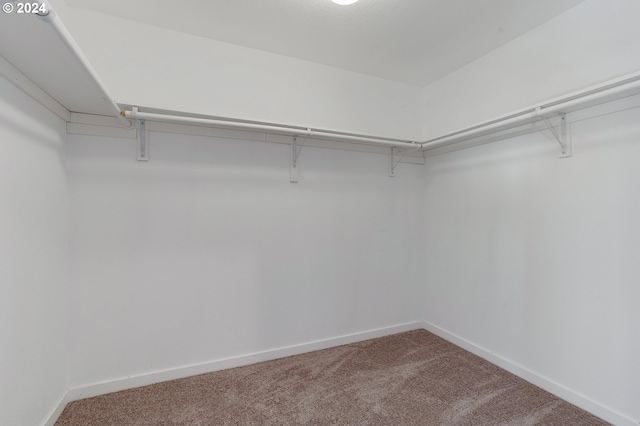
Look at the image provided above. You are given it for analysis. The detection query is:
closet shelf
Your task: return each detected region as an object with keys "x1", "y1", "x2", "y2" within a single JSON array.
[
  {"x1": 2, "y1": 5, "x2": 640, "y2": 158},
  {"x1": 0, "y1": 5, "x2": 123, "y2": 120}
]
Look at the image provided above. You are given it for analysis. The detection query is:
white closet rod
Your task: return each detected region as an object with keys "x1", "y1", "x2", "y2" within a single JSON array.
[
  {"x1": 126, "y1": 74, "x2": 640, "y2": 151},
  {"x1": 420, "y1": 75, "x2": 640, "y2": 150},
  {"x1": 39, "y1": 5, "x2": 133, "y2": 129},
  {"x1": 37, "y1": 4, "x2": 414, "y2": 148},
  {"x1": 123, "y1": 110, "x2": 420, "y2": 149},
  {"x1": 39, "y1": 4, "x2": 640, "y2": 152}
]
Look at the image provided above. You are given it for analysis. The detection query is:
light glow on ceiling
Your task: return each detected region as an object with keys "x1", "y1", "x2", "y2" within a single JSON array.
[{"x1": 331, "y1": 0, "x2": 359, "y2": 5}]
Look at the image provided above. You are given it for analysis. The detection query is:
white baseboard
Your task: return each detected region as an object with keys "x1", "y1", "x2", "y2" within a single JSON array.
[
  {"x1": 420, "y1": 321, "x2": 638, "y2": 426},
  {"x1": 42, "y1": 391, "x2": 70, "y2": 426},
  {"x1": 43, "y1": 321, "x2": 423, "y2": 425},
  {"x1": 44, "y1": 320, "x2": 637, "y2": 426}
]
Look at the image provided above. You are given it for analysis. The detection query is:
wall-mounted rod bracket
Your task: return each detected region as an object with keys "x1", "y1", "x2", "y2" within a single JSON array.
[
  {"x1": 137, "y1": 114, "x2": 149, "y2": 161},
  {"x1": 389, "y1": 147, "x2": 405, "y2": 177},
  {"x1": 537, "y1": 108, "x2": 570, "y2": 158},
  {"x1": 290, "y1": 136, "x2": 300, "y2": 183}
]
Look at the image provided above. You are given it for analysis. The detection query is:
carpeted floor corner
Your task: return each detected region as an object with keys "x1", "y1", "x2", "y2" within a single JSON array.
[{"x1": 55, "y1": 329, "x2": 608, "y2": 425}]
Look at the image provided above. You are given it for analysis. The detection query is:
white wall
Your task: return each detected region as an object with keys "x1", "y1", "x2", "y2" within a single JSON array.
[
  {"x1": 0, "y1": 77, "x2": 69, "y2": 425},
  {"x1": 58, "y1": 7, "x2": 421, "y2": 141},
  {"x1": 66, "y1": 132, "x2": 424, "y2": 388},
  {"x1": 422, "y1": 0, "x2": 640, "y2": 140},
  {"x1": 5, "y1": 1, "x2": 640, "y2": 423},
  {"x1": 422, "y1": 102, "x2": 640, "y2": 423}
]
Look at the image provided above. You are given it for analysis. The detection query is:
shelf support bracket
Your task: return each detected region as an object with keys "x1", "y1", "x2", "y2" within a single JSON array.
[
  {"x1": 538, "y1": 109, "x2": 570, "y2": 158},
  {"x1": 136, "y1": 109, "x2": 149, "y2": 161},
  {"x1": 290, "y1": 136, "x2": 300, "y2": 183},
  {"x1": 389, "y1": 148, "x2": 405, "y2": 177}
]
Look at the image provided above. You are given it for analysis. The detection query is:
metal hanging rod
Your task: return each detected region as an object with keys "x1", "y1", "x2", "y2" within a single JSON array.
[
  {"x1": 122, "y1": 109, "x2": 420, "y2": 149},
  {"x1": 124, "y1": 70, "x2": 640, "y2": 152},
  {"x1": 38, "y1": 3, "x2": 640, "y2": 154},
  {"x1": 420, "y1": 74, "x2": 640, "y2": 150},
  {"x1": 37, "y1": 3, "x2": 418, "y2": 150}
]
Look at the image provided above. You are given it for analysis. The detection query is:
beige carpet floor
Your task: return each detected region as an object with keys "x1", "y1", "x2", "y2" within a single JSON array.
[{"x1": 56, "y1": 330, "x2": 608, "y2": 425}]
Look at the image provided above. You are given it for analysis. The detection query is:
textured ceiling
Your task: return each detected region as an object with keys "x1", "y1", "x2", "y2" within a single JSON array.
[{"x1": 65, "y1": 0, "x2": 584, "y2": 87}]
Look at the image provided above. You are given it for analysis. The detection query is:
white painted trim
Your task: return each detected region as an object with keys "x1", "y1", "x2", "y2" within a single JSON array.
[
  {"x1": 69, "y1": 112, "x2": 128, "y2": 128},
  {"x1": 265, "y1": 133, "x2": 426, "y2": 163},
  {"x1": 42, "y1": 391, "x2": 69, "y2": 426},
  {"x1": 0, "y1": 55, "x2": 70, "y2": 122},
  {"x1": 45, "y1": 321, "x2": 423, "y2": 425},
  {"x1": 66, "y1": 122, "x2": 137, "y2": 139},
  {"x1": 420, "y1": 321, "x2": 638, "y2": 426},
  {"x1": 423, "y1": 120, "x2": 554, "y2": 158},
  {"x1": 43, "y1": 320, "x2": 637, "y2": 426}
]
